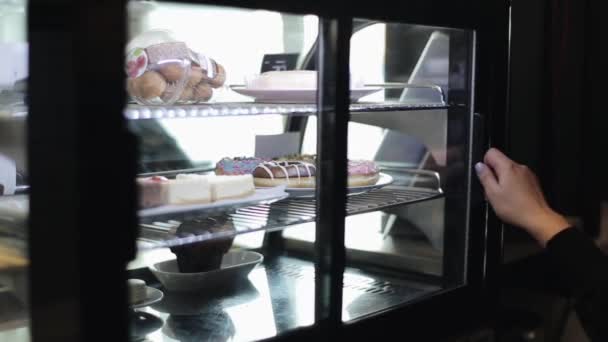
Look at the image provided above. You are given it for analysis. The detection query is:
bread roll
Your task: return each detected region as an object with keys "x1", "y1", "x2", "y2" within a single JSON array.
[
  {"x1": 136, "y1": 71, "x2": 166, "y2": 99},
  {"x1": 159, "y1": 63, "x2": 186, "y2": 82}
]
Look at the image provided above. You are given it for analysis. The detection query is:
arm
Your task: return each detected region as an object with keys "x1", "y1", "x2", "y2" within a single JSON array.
[
  {"x1": 475, "y1": 148, "x2": 608, "y2": 341},
  {"x1": 545, "y1": 228, "x2": 608, "y2": 341}
]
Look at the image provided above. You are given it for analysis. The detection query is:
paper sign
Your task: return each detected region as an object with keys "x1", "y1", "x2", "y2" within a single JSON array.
[
  {"x1": 255, "y1": 132, "x2": 301, "y2": 159},
  {"x1": 261, "y1": 53, "x2": 299, "y2": 72}
]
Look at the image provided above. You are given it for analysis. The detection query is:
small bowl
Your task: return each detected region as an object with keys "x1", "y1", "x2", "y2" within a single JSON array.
[{"x1": 150, "y1": 251, "x2": 263, "y2": 292}]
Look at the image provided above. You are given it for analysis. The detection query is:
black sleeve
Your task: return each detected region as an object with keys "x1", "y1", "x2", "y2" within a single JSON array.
[{"x1": 546, "y1": 227, "x2": 608, "y2": 342}]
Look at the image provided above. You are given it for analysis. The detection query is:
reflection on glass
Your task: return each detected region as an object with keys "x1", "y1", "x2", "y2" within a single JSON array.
[
  {"x1": 282, "y1": 20, "x2": 471, "y2": 323},
  {"x1": 135, "y1": 260, "x2": 320, "y2": 341},
  {"x1": 127, "y1": 4, "x2": 322, "y2": 341},
  {"x1": 128, "y1": 2, "x2": 319, "y2": 103},
  {"x1": 0, "y1": 0, "x2": 29, "y2": 339}
]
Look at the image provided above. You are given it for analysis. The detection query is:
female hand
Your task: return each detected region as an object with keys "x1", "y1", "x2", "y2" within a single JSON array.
[{"x1": 475, "y1": 148, "x2": 571, "y2": 246}]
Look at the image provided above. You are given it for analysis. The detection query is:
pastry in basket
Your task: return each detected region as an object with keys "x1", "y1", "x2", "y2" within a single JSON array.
[
  {"x1": 126, "y1": 31, "x2": 227, "y2": 105},
  {"x1": 169, "y1": 217, "x2": 235, "y2": 273},
  {"x1": 215, "y1": 157, "x2": 267, "y2": 175}
]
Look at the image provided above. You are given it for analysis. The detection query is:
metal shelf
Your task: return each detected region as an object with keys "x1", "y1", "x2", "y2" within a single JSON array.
[
  {"x1": 124, "y1": 101, "x2": 447, "y2": 120},
  {"x1": 137, "y1": 186, "x2": 443, "y2": 251}
]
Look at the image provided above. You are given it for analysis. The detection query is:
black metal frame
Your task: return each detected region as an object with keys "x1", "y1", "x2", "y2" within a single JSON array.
[
  {"x1": 314, "y1": 17, "x2": 351, "y2": 335},
  {"x1": 29, "y1": 1, "x2": 135, "y2": 341},
  {"x1": 26, "y1": 0, "x2": 509, "y2": 341}
]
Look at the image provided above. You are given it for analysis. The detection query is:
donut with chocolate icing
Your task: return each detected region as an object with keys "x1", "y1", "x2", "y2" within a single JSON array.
[
  {"x1": 253, "y1": 161, "x2": 317, "y2": 188},
  {"x1": 253, "y1": 159, "x2": 380, "y2": 188}
]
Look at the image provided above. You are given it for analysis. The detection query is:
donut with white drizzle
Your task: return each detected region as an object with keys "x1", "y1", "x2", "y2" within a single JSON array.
[
  {"x1": 252, "y1": 159, "x2": 380, "y2": 188},
  {"x1": 253, "y1": 161, "x2": 317, "y2": 188}
]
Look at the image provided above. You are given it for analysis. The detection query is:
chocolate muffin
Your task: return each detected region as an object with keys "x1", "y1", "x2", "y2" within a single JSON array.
[{"x1": 169, "y1": 216, "x2": 236, "y2": 273}]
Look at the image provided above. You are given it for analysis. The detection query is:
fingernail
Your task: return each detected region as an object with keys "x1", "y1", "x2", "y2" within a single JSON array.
[{"x1": 475, "y1": 162, "x2": 485, "y2": 174}]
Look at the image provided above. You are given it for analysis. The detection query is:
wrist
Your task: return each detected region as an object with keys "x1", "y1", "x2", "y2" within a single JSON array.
[{"x1": 531, "y1": 209, "x2": 571, "y2": 247}]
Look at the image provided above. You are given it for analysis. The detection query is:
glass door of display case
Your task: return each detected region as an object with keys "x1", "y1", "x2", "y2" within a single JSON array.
[
  {"x1": 9, "y1": 0, "x2": 509, "y2": 341},
  {"x1": 1, "y1": 0, "x2": 29, "y2": 340}
]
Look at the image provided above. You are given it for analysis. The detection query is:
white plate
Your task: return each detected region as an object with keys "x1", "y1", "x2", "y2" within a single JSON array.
[
  {"x1": 270, "y1": 173, "x2": 393, "y2": 199},
  {"x1": 150, "y1": 251, "x2": 263, "y2": 293},
  {"x1": 230, "y1": 86, "x2": 382, "y2": 103},
  {"x1": 131, "y1": 286, "x2": 164, "y2": 309},
  {"x1": 138, "y1": 186, "x2": 288, "y2": 218}
]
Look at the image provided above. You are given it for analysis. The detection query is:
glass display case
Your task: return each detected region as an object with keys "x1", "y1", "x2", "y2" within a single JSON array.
[
  {"x1": 0, "y1": 0, "x2": 509, "y2": 341},
  {"x1": 1, "y1": 0, "x2": 28, "y2": 341}
]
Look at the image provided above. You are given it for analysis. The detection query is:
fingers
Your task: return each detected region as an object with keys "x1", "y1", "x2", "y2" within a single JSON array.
[
  {"x1": 483, "y1": 148, "x2": 514, "y2": 180},
  {"x1": 475, "y1": 162, "x2": 499, "y2": 195}
]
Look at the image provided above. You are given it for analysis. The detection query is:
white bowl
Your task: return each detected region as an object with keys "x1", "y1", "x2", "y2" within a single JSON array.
[{"x1": 150, "y1": 251, "x2": 263, "y2": 292}]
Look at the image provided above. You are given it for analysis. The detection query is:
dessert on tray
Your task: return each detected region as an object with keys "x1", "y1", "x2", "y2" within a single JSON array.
[
  {"x1": 137, "y1": 176, "x2": 169, "y2": 208},
  {"x1": 169, "y1": 217, "x2": 235, "y2": 273},
  {"x1": 170, "y1": 174, "x2": 212, "y2": 204},
  {"x1": 246, "y1": 70, "x2": 318, "y2": 90},
  {"x1": 137, "y1": 173, "x2": 255, "y2": 209},
  {"x1": 245, "y1": 70, "x2": 364, "y2": 90},
  {"x1": 210, "y1": 175, "x2": 255, "y2": 201}
]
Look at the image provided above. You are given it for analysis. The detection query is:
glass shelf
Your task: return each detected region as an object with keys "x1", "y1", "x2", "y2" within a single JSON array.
[
  {"x1": 1, "y1": 101, "x2": 447, "y2": 121},
  {"x1": 124, "y1": 101, "x2": 448, "y2": 120},
  {"x1": 127, "y1": 255, "x2": 439, "y2": 341},
  {"x1": 137, "y1": 185, "x2": 443, "y2": 251}
]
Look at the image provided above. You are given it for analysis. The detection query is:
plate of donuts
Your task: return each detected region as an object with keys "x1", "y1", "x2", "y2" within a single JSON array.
[
  {"x1": 281, "y1": 173, "x2": 393, "y2": 198},
  {"x1": 250, "y1": 160, "x2": 393, "y2": 198}
]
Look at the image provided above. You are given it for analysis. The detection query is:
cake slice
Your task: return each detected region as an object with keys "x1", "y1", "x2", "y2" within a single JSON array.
[
  {"x1": 137, "y1": 176, "x2": 169, "y2": 208},
  {"x1": 209, "y1": 175, "x2": 255, "y2": 201},
  {"x1": 167, "y1": 174, "x2": 212, "y2": 204}
]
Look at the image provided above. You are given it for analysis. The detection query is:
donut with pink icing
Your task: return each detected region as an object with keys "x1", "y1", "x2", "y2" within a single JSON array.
[
  {"x1": 215, "y1": 157, "x2": 266, "y2": 175},
  {"x1": 347, "y1": 160, "x2": 380, "y2": 186}
]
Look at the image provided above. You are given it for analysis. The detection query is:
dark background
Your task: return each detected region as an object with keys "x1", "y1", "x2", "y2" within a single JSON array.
[{"x1": 496, "y1": 0, "x2": 606, "y2": 340}]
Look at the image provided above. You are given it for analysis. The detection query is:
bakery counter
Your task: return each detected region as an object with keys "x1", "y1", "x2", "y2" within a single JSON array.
[
  {"x1": 124, "y1": 101, "x2": 448, "y2": 120},
  {"x1": 138, "y1": 185, "x2": 443, "y2": 251},
  {"x1": 127, "y1": 255, "x2": 439, "y2": 341}
]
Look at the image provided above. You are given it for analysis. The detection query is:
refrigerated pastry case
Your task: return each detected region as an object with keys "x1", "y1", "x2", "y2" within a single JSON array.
[{"x1": 5, "y1": 0, "x2": 509, "y2": 341}]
